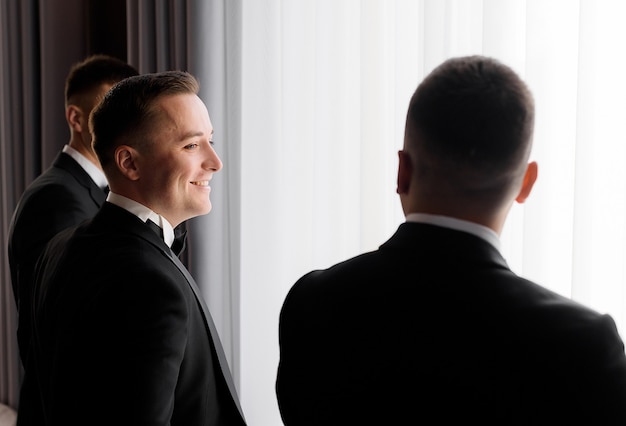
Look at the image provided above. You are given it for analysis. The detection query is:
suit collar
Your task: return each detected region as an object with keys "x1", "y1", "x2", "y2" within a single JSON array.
[
  {"x1": 54, "y1": 152, "x2": 107, "y2": 207},
  {"x1": 105, "y1": 192, "x2": 177, "y2": 248},
  {"x1": 381, "y1": 222, "x2": 509, "y2": 269},
  {"x1": 61, "y1": 145, "x2": 107, "y2": 188},
  {"x1": 405, "y1": 213, "x2": 501, "y2": 253},
  {"x1": 94, "y1": 202, "x2": 167, "y2": 250}
]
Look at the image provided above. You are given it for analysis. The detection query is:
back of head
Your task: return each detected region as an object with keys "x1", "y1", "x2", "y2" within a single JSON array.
[
  {"x1": 90, "y1": 70, "x2": 200, "y2": 171},
  {"x1": 64, "y1": 54, "x2": 139, "y2": 109},
  {"x1": 404, "y1": 55, "x2": 535, "y2": 205}
]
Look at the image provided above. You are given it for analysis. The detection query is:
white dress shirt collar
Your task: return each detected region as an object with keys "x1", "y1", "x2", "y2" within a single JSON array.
[
  {"x1": 62, "y1": 144, "x2": 107, "y2": 190},
  {"x1": 405, "y1": 212, "x2": 501, "y2": 253},
  {"x1": 106, "y1": 192, "x2": 175, "y2": 248}
]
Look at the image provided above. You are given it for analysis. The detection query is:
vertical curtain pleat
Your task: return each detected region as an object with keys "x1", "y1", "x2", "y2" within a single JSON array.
[
  {"x1": 128, "y1": 0, "x2": 188, "y2": 73},
  {"x1": 0, "y1": 0, "x2": 39, "y2": 409},
  {"x1": 39, "y1": 0, "x2": 86, "y2": 167}
]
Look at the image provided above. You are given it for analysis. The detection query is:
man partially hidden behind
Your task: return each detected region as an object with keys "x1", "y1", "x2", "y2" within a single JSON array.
[
  {"x1": 17, "y1": 71, "x2": 246, "y2": 425},
  {"x1": 276, "y1": 55, "x2": 626, "y2": 425},
  {"x1": 8, "y1": 54, "x2": 138, "y2": 364}
]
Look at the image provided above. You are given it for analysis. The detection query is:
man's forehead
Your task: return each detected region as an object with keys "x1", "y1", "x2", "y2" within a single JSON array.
[{"x1": 153, "y1": 94, "x2": 212, "y2": 136}]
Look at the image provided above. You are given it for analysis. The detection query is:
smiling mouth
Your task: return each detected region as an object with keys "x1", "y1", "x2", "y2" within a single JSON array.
[{"x1": 190, "y1": 180, "x2": 210, "y2": 187}]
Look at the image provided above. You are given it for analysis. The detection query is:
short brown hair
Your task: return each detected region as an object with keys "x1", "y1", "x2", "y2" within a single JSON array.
[
  {"x1": 64, "y1": 54, "x2": 138, "y2": 107},
  {"x1": 405, "y1": 55, "x2": 535, "y2": 198},
  {"x1": 90, "y1": 70, "x2": 200, "y2": 169}
]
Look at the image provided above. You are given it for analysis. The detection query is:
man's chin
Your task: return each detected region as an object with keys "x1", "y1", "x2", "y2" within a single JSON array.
[{"x1": 194, "y1": 203, "x2": 212, "y2": 217}]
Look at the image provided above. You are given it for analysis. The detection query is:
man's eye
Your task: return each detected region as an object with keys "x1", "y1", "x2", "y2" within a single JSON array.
[{"x1": 185, "y1": 143, "x2": 199, "y2": 149}]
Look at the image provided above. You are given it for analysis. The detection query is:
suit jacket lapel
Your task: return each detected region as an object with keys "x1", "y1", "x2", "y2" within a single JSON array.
[{"x1": 164, "y1": 249, "x2": 245, "y2": 419}]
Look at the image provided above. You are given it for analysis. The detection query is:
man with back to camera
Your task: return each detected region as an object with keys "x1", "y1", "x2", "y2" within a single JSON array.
[
  {"x1": 17, "y1": 71, "x2": 246, "y2": 425},
  {"x1": 276, "y1": 55, "x2": 626, "y2": 425},
  {"x1": 7, "y1": 54, "x2": 138, "y2": 364}
]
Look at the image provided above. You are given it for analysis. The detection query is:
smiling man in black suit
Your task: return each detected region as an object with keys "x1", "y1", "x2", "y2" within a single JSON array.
[
  {"x1": 17, "y1": 71, "x2": 246, "y2": 426},
  {"x1": 8, "y1": 54, "x2": 138, "y2": 364},
  {"x1": 276, "y1": 55, "x2": 626, "y2": 425}
]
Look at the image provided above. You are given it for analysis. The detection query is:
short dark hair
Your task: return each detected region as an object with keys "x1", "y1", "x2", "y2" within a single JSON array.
[
  {"x1": 64, "y1": 54, "x2": 138, "y2": 106},
  {"x1": 405, "y1": 55, "x2": 535, "y2": 197},
  {"x1": 91, "y1": 70, "x2": 200, "y2": 169}
]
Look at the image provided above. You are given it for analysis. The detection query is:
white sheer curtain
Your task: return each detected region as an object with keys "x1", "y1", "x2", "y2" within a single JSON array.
[{"x1": 232, "y1": 0, "x2": 626, "y2": 424}]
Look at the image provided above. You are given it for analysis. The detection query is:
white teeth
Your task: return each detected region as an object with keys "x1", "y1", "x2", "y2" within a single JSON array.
[{"x1": 191, "y1": 181, "x2": 209, "y2": 186}]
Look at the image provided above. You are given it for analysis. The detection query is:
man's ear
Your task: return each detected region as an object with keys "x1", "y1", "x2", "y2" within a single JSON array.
[
  {"x1": 515, "y1": 161, "x2": 538, "y2": 204},
  {"x1": 397, "y1": 150, "x2": 412, "y2": 194},
  {"x1": 115, "y1": 145, "x2": 141, "y2": 181},
  {"x1": 66, "y1": 105, "x2": 83, "y2": 132}
]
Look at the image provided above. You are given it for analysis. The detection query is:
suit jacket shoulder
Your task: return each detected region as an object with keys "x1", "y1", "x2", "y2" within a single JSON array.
[
  {"x1": 9, "y1": 152, "x2": 105, "y2": 280},
  {"x1": 277, "y1": 222, "x2": 626, "y2": 425}
]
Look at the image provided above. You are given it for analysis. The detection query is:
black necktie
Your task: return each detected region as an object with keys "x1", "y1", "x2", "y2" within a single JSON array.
[
  {"x1": 172, "y1": 224, "x2": 187, "y2": 256},
  {"x1": 146, "y1": 220, "x2": 187, "y2": 256}
]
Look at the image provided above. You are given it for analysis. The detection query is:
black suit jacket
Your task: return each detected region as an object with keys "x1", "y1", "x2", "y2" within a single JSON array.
[
  {"x1": 17, "y1": 203, "x2": 246, "y2": 426},
  {"x1": 276, "y1": 222, "x2": 626, "y2": 425},
  {"x1": 8, "y1": 152, "x2": 106, "y2": 362}
]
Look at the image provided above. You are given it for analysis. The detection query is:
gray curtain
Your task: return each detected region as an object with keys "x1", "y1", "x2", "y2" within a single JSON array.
[
  {"x1": 126, "y1": 1, "x2": 242, "y2": 388},
  {"x1": 187, "y1": 0, "x2": 242, "y2": 392},
  {"x1": 0, "y1": 0, "x2": 91, "y2": 409}
]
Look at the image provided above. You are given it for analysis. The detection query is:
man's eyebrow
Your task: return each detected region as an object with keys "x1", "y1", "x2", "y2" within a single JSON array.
[{"x1": 181, "y1": 129, "x2": 213, "y2": 140}]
